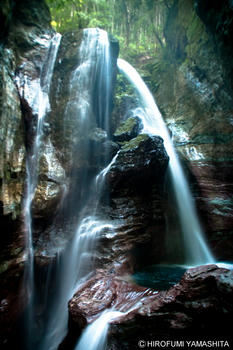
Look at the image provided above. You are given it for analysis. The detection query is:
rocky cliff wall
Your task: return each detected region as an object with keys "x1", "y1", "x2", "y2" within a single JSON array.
[
  {"x1": 0, "y1": 0, "x2": 53, "y2": 217},
  {"x1": 0, "y1": 0, "x2": 55, "y2": 346},
  {"x1": 148, "y1": 0, "x2": 233, "y2": 260}
]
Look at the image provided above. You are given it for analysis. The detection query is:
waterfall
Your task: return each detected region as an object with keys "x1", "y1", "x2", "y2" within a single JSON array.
[
  {"x1": 39, "y1": 28, "x2": 114, "y2": 350},
  {"x1": 21, "y1": 27, "x2": 215, "y2": 350},
  {"x1": 65, "y1": 28, "x2": 111, "y2": 133},
  {"x1": 22, "y1": 33, "x2": 61, "y2": 347},
  {"x1": 23, "y1": 32, "x2": 61, "y2": 294},
  {"x1": 95, "y1": 151, "x2": 119, "y2": 193},
  {"x1": 75, "y1": 288, "x2": 149, "y2": 350},
  {"x1": 117, "y1": 58, "x2": 214, "y2": 266},
  {"x1": 75, "y1": 310, "x2": 123, "y2": 350}
]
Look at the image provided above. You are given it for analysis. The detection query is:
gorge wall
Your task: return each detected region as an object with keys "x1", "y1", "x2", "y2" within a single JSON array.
[
  {"x1": 146, "y1": 0, "x2": 233, "y2": 260},
  {"x1": 0, "y1": 0, "x2": 54, "y2": 346}
]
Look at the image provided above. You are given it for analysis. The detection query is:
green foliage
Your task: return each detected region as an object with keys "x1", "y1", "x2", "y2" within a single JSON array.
[
  {"x1": 46, "y1": 0, "x2": 111, "y2": 32},
  {"x1": 45, "y1": 0, "x2": 169, "y2": 61}
]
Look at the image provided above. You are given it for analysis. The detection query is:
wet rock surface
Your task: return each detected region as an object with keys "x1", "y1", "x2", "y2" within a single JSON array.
[
  {"x1": 107, "y1": 134, "x2": 169, "y2": 192},
  {"x1": 0, "y1": 48, "x2": 25, "y2": 219},
  {"x1": 0, "y1": 0, "x2": 53, "y2": 220},
  {"x1": 67, "y1": 265, "x2": 233, "y2": 348},
  {"x1": 94, "y1": 192, "x2": 167, "y2": 272},
  {"x1": 0, "y1": 0, "x2": 55, "y2": 347},
  {"x1": 90, "y1": 132, "x2": 169, "y2": 271}
]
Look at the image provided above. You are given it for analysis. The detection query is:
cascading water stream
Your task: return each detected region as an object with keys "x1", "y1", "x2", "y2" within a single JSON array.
[
  {"x1": 75, "y1": 310, "x2": 123, "y2": 350},
  {"x1": 95, "y1": 151, "x2": 119, "y2": 194},
  {"x1": 22, "y1": 33, "x2": 61, "y2": 346},
  {"x1": 75, "y1": 288, "x2": 154, "y2": 350},
  {"x1": 117, "y1": 58, "x2": 214, "y2": 266},
  {"x1": 71, "y1": 151, "x2": 119, "y2": 290},
  {"x1": 39, "y1": 28, "x2": 114, "y2": 350}
]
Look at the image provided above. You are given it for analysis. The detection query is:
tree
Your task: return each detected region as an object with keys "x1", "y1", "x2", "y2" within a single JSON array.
[{"x1": 45, "y1": 0, "x2": 170, "y2": 57}]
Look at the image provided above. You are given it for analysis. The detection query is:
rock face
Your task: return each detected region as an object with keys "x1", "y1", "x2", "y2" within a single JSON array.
[
  {"x1": 67, "y1": 265, "x2": 233, "y2": 348},
  {"x1": 147, "y1": 0, "x2": 233, "y2": 260},
  {"x1": 0, "y1": 51, "x2": 25, "y2": 218},
  {"x1": 93, "y1": 133, "x2": 169, "y2": 272},
  {"x1": 0, "y1": 0, "x2": 54, "y2": 219},
  {"x1": 0, "y1": 0, "x2": 61, "y2": 347},
  {"x1": 107, "y1": 134, "x2": 168, "y2": 191}
]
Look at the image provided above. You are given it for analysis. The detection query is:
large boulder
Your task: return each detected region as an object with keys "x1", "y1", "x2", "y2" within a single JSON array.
[
  {"x1": 107, "y1": 134, "x2": 169, "y2": 192},
  {"x1": 89, "y1": 133, "x2": 169, "y2": 271}
]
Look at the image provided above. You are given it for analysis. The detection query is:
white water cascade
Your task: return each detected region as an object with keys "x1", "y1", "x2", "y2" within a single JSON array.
[
  {"x1": 22, "y1": 33, "x2": 61, "y2": 346},
  {"x1": 95, "y1": 151, "x2": 119, "y2": 193},
  {"x1": 75, "y1": 310, "x2": 123, "y2": 350},
  {"x1": 117, "y1": 58, "x2": 214, "y2": 266},
  {"x1": 39, "y1": 28, "x2": 114, "y2": 350},
  {"x1": 24, "y1": 32, "x2": 61, "y2": 290}
]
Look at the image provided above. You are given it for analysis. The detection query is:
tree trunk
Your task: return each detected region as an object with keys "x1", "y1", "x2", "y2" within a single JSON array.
[{"x1": 121, "y1": 0, "x2": 130, "y2": 47}]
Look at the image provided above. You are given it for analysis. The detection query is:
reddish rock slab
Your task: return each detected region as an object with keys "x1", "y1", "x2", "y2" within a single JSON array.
[
  {"x1": 69, "y1": 270, "x2": 157, "y2": 327},
  {"x1": 67, "y1": 264, "x2": 233, "y2": 348}
]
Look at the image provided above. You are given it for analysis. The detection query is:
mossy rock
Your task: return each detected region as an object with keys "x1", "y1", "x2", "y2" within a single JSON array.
[
  {"x1": 121, "y1": 134, "x2": 149, "y2": 152},
  {"x1": 0, "y1": 262, "x2": 9, "y2": 274},
  {"x1": 113, "y1": 116, "x2": 143, "y2": 142}
]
